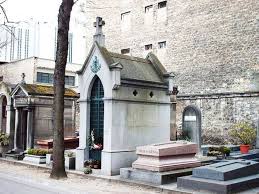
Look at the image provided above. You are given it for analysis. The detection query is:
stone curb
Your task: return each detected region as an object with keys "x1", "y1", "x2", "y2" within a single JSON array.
[{"x1": 0, "y1": 158, "x2": 191, "y2": 194}]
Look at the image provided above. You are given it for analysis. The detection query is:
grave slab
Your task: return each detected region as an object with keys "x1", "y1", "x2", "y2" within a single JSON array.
[
  {"x1": 177, "y1": 159, "x2": 259, "y2": 194},
  {"x1": 132, "y1": 141, "x2": 201, "y2": 172},
  {"x1": 120, "y1": 167, "x2": 193, "y2": 185}
]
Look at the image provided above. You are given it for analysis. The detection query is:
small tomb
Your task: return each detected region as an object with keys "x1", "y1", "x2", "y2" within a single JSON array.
[
  {"x1": 121, "y1": 141, "x2": 201, "y2": 184},
  {"x1": 178, "y1": 159, "x2": 259, "y2": 194}
]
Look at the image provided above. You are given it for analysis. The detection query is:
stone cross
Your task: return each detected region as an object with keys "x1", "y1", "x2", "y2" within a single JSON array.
[
  {"x1": 20, "y1": 73, "x2": 26, "y2": 84},
  {"x1": 94, "y1": 17, "x2": 105, "y2": 35}
]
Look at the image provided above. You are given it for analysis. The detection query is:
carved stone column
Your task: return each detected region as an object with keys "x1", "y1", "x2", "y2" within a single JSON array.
[
  {"x1": 26, "y1": 108, "x2": 34, "y2": 149},
  {"x1": 170, "y1": 87, "x2": 179, "y2": 141},
  {"x1": 13, "y1": 108, "x2": 20, "y2": 151}
]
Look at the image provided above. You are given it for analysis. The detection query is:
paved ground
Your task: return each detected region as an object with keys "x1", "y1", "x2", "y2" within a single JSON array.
[{"x1": 0, "y1": 162, "x2": 163, "y2": 194}]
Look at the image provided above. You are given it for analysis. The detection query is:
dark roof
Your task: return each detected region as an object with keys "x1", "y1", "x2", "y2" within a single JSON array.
[
  {"x1": 22, "y1": 84, "x2": 78, "y2": 98},
  {"x1": 78, "y1": 42, "x2": 171, "y2": 85}
]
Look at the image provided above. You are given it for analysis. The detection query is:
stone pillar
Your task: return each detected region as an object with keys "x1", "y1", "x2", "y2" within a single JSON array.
[
  {"x1": 170, "y1": 87, "x2": 179, "y2": 141},
  {"x1": 76, "y1": 99, "x2": 90, "y2": 171},
  {"x1": 13, "y1": 108, "x2": 20, "y2": 151},
  {"x1": 6, "y1": 104, "x2": 15, "y2": 149},
  {"x1": 26, "y1": 108, "x2": 34, "y2": 149}
]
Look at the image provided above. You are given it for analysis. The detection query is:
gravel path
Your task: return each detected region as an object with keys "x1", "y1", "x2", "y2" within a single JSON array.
[{"x1": 0, "y1": 162, "x2": 163, "y2": 194}]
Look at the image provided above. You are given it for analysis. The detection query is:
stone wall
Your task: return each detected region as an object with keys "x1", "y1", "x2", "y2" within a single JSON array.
[
  {"x1": 84, "y1": 0, "x2": 259, "y2": 134},
  {"x1": 177, "y1": 93, "x2": 259, "y2": 138}
]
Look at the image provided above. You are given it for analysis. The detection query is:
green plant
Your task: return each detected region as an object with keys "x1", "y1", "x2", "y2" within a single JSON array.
[
  {"x1": 222, "y1": 147, "x2": 231, "y2": 155},
  {"x1": 0, "y1": 133, "x2": 9, "y2": 146},
  {"x1": 84, "y1": 167, "x2": 92, "y2": 174},
  {"x1": 65, "y1": 151, "x2": 74, "y2": 158},
  {"x1": 27, "y1": 149, "x2": 48, "y2": 156},
  {"x1": 177, "y1": 130, "x2": 191, "y2": 141},
  {"x1": 229, "y1": 122, "x2": 256, "y2": 145}
]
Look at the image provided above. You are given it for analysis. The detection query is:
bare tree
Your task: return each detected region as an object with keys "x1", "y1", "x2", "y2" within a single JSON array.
[{"x1": 50, "y1": 0, "x2": 74, "y2": 179}]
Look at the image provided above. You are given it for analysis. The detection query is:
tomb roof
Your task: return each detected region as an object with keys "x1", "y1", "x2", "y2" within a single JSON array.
[
  {"x1": 78, "y1": 42, "x2": 174, "y2": 85},
  {"x1": 11, "y1": 83, "x2": 79, "y2": 98}
]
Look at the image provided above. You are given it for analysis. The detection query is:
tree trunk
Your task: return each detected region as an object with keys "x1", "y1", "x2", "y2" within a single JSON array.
[{"x1": 50, "y1": 0, "x2": 74, "y2": 179}]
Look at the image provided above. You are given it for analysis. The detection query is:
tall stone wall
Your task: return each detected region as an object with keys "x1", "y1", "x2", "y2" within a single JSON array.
[
  {"x1": 177, "y1": 93, "x2": 259, "y2": 139},
  {"x1": 84, "y1": 0, "x2": 259, "y2": 134}
]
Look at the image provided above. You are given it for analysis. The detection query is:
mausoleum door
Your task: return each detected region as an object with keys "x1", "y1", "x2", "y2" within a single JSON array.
[
  {"x1": 182, "y1": 106, "x2": 201, "y2": 145},
  {"x1": 89, "y1": 77, "x2": 104, "y2": 161}
]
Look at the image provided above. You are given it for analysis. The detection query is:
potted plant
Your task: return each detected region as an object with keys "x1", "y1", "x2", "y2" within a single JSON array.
[
  {"x1": 23, "y1": 148, "x2": 48, "y2": 164},
  {"x1": 0, "y1": 133, "x2": 9, "y2": 156},
  {"x1": 65, "y1": 151, "x2": 76, "y2": 170},
  {"x1": 229, "y1": 122, "x2": 256, "y2": 154}
]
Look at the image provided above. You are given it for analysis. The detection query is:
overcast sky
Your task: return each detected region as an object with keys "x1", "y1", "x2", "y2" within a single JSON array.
[{"x1": 5, "y1": 0, "x2": 63, "y2": 23}]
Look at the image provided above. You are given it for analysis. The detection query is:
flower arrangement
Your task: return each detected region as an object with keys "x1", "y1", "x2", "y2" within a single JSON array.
[{"x1": 88, "y1": 129, "x2": 103, "y2": 150}]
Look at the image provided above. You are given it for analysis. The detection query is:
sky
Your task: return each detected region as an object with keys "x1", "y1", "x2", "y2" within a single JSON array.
[{"x1": 4, "y1": 0, "x2": 64, "y2": 23}]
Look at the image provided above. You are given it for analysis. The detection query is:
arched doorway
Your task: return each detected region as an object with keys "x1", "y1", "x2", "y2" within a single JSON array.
[
  {"x1": 182, "y1": 105, "x2": 201, "y2": 149},
  {"x1": 89, "y1": 77, "x2": 104, "y2": 161}
]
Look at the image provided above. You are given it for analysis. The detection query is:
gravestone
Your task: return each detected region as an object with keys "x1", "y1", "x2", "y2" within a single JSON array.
[
  {"x1": 121, "y1": 141, "x2": 201, "y2": 184},
  {"x1": 178, "y1": 159, "x2": 259, "y2": 194},
  {"x1": 182, "y1": 106, "x2": 202, "y2": 153}
]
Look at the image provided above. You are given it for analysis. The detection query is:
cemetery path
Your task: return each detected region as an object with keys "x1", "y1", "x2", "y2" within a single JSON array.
[{"x1": 0, "y1": 162, "x2": 162, "y2": 194}]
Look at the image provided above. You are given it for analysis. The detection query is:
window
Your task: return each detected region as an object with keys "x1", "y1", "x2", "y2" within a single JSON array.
[
  {"x1": 68, "y1": 33, "x2": 73, "y2": 63},
  {"x1": 145, "y1": 44, "x2": 152, "y2": 51},
  {"x1": 0, "y1": 76, "x2": 3, "y2": 82},
  {"x1": 158, "y1": 41, "x2": 166, "y2": 49},
  {"x1": 121, "y1": 48, "x2": 130, "y2": 55},
  {"x1": 145, "y1": 5, "x2": 153, "y2": 13},
  {"x1": 65, "y1": 76, "x2": 75, "y2": 86},
  {"x1": 37, "y1": 72, "x2": 75, "y2": 86},
  {"x1": 37, "y1": 72, "x2": 53, "y2": 84},
  {"x1": 145, "y1": 5, "x2": 153, "y2": 25},
  {"x1": 17, "y1": 28, "x2": 22, "y2": 59},
  {"x1": 157, "y1": 1, "x2": 167, "y2": 22},
  {"x1": 24, "y1": 29, "x2": 29, "y2": 58},
  {"x1": 121, "y1": 11, "x2": 131, "y2": 31},
  {"x1": 158, "y1": 1, "x2": 167, "y2": 9}
]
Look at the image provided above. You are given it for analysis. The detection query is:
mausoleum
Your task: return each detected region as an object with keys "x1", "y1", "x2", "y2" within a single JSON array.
[
  {"x1": 10, "y1": 79, "x2": 78, "y2": 153},
  {"x1": 76, "y1": 17, "x2": 174, "y2": 175}
]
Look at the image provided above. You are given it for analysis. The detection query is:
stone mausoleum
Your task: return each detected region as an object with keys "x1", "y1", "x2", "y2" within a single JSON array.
[
  {"x1": 76, "y1": 17, "x2": 174, "y2": 175},
  {"x1": 2, "y1": 78, "x2": 79, "y2": 153}
]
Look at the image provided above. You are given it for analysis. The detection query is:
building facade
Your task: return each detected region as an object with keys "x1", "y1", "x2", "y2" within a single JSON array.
[
  {"x1": 83, "y1": 0, "x2": 259, "y2": 140},
  {"x1": 0, "y1": 20, "x2": 86, "y2": 65}
]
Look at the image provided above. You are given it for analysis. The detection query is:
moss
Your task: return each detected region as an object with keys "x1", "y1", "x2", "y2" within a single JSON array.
[{"x1": 22, "y1": 84, "x2": 78, "y2": 97}]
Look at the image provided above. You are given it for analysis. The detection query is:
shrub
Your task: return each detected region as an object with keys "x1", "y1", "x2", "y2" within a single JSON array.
[
  {"x1": 229, "y1": 122, "x2": 256, "y2": 145},
  {"x1": 27, "y1": 149, "x2": 48, "y2": 156},
  {"x1": 0, "y1": 133, "x2": 9, "y2": 146},
  {"x1": 84, "y1": 167, "x2": 92, "y2": 174}
]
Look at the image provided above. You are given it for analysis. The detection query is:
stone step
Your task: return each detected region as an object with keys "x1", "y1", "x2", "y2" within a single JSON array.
[
  {"x1": 120, "y1": 167, "x2": 193, "y2": 185},
  {"x1": 177, "y1": 173, "x2": 259, "y2": 194}
]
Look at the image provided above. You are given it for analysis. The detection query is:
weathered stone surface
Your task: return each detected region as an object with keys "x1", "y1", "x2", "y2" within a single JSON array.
[
  {"x1": 136, "y1": 141, "x2": 198, "y2": 156},
  {"x1": 23, "y1": 154, "x2": 46, "y2": 164},
  {"x1": 178, "y1": 174, "x2": 259, "y2": 194},
  {"x1": 178, "y1": 159, "x2": 259, "y2": 194},
  {"x1": 82, "y1": 0, "x2": 259, "y2": 136},
  {"x1": 133, "y1": 141, "x2": 201, "y2": 172},
  {"x1": 120, "y1": 167, "x2": 193, "y2": 185},
  {"x1": 193, "y1": 160, "x2": 259, "y2": 181}
]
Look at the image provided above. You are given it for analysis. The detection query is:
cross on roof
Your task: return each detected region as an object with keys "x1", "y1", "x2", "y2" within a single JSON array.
[
  {"x1": 21, "y1": 73, "x2": 26, "y2": 84},
  {"x1": 94, "y1": 17, "x2": 105, "y2": 34}
]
